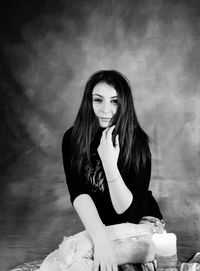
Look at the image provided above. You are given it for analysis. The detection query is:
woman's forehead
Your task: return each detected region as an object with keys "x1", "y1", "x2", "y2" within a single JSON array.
[{"x1": 92, "y1": 82, "x2": 117, "y2": 97}]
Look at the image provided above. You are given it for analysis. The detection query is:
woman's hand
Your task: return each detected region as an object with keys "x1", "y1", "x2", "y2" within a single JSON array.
[
  {"x1": 97, "y1": 126, "x2": 120, "y2": 168},
  {"x1": 93, "y1": 236, "x2": 118, "y2": 271}
]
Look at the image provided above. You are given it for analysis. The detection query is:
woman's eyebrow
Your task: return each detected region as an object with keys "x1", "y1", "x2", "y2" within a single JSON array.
[
  {"x1": 92, "y1": 94, "x2": 103, "y2": 97},
  {"x1": 92, "y1": 94, "x2": 118, "y2": 98}
]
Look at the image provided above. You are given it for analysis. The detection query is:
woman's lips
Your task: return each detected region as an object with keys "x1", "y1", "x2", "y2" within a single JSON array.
[{"x1": 99, "y1": 117, "x2": 111, "y2": 121}]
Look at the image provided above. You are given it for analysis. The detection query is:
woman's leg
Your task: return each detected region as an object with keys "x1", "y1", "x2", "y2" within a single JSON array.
[
  {"x1": 39, "y1": 250, "x2": 64, "y2": 271},
  {"x1": 39, "y1": 232, "x2": 93, "y2": 271},
  {"x1": 40, "y1": 221, "x2": 163, "y2": 270}
]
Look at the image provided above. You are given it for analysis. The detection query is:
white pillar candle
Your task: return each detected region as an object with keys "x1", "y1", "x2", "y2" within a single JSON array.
[
  {"x1": 152, "y1": 231, "x2": 177, "y2": 268},
  {"x1": 152, "y1": 231, "x2": 177, "y2": 257}
]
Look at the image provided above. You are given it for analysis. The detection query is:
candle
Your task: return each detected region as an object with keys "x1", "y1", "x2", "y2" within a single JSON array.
[
  {"x1": 152, "y1": 231, "x2": 177, "y2": 268},
  {"x1": 152, "y1": 231, "x2": 177, "y2": 256}
]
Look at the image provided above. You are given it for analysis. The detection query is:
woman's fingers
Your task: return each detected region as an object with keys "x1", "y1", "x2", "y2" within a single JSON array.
[
  {"x1": 112, "y1": 263, "x2": 118, "y2": 271},
  {"x1": 100, "y1": 262, "x2": 106, "y2": 271},
  {"x1": 106, "y1": 263, "x2": 114, "y2": 271},
  {"x1": 96, "y1": 262, "x2": 118, "y2": 271},
  {"x1": 101, "y1": 127, "x2": 110, "y2": 141},
  {"x1": 106, "y1": 126, "x2": 115, "y2": 140},
  {"x1": 101, "y1": 126, "x2": 115, "y2": 142},
  {"x1": 94, "y1": 260, "x2": 100, "y2": 271}
]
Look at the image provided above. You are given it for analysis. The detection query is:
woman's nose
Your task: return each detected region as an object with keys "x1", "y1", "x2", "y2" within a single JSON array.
[{"x1": 102, "y1": 102, "x2": 111, "y2": 113}]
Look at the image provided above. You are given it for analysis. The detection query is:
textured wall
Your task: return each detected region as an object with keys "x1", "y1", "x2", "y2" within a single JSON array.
[{"x1": 0, "y1": 0, "x2": 200, "y2": 270}]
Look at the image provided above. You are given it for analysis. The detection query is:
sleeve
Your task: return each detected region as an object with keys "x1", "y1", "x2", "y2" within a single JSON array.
[
  {"x1": 119, "y1": 156, "x2": 151, "y2": 223},
  {"x1": 145, "y1": 191, "x2": 163, "y2": 219},
  {"x1": 62, "y1": 127, "x2": 89, "y2": 204}
]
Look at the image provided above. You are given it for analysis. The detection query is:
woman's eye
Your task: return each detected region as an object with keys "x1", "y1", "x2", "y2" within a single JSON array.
[
  {"x1": 93, "y1": 98, "x2": 103, "y2": 103},
  {"x1": 111, "y1": 99, "x2": 118, "y2": 105}
]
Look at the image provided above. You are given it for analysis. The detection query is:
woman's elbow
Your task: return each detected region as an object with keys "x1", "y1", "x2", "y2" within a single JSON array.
[{"x1": 115, "y1": 195, "x2": 133, "y2": 215}]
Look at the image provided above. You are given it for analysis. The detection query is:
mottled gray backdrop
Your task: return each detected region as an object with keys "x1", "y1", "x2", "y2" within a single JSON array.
[{"x1": 0, "y1": 0, "x2": 200, "y2": 270}]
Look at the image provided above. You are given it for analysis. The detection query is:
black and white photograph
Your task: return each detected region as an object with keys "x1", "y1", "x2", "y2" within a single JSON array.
[{"x1": 0, "y1": 0, "x2": 200, "y2": 270}]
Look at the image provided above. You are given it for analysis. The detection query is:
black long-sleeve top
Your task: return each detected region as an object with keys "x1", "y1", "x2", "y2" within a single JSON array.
[{"x1": 62, "y1": 127, "x2": 162, "y2": 226}]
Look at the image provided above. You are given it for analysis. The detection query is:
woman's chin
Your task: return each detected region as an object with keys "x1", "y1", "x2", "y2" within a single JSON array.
[
  {"x1": 99, "y1": 122, "x2": 110, "y2": 128},
  {"x1": 98, "y1": 119, "x2": 112, "y2": 128}
]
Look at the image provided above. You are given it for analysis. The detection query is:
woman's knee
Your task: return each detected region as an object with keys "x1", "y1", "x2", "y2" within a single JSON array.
[{"x1": 39, "y1": 251, "x2": 61, "y2": 271}]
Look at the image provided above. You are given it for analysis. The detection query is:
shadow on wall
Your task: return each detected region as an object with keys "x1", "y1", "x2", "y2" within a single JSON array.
[{"x1": 0, "y1": 0, "x2": 200, "y2": 270}]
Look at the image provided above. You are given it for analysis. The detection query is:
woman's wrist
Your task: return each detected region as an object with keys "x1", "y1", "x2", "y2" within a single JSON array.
[
  {"x1": 86, "y1": 221, "x2": 107, "y2": 244},
  {"x1": 102, "y1": 160, "x2": 118, "y2": 170},
  {"x1": 92, "y1": 229, "x2": 109, "y2": 245},
  {"x1": 107, "y1": 175, "x2": 121, "y2": 183},
  {"x1": 102, "y1": 163, "x2": 119, "y2": 177},
  {"x1": 105, "y1": 168, "x2": 121, "y2": 184}
]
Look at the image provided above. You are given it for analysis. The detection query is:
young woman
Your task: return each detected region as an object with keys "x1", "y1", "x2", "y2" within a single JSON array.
[{"x1": 40, "y1": 70, "x2": 163, "y2": 271}]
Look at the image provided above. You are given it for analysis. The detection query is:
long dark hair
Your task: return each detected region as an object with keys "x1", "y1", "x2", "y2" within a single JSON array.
[{"x1": 71, "y1": 70, "x2": 150, "y2": 175}]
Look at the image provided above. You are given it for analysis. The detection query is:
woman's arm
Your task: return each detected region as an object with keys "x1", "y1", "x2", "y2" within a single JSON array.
[
  {"x1": 103, "y1": 164, "x2": 133, "y2": 215},
  {"x1": 98, "y1": 126, "x2": 133, "y2": 215},
  {"x1": 62, "y1": 128, "x2": 89, "y2": 203},
  {"x1": 74, "y1": 194, "x2": 106, "y2": 242},
  {"x1": 73, "y1": 194, "x2": 118, "y2": 271}
]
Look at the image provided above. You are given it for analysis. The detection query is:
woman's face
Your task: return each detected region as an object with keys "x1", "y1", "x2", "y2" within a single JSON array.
[{"x1": 92, "y1": 82, "x2": 118, "y2": 128}]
